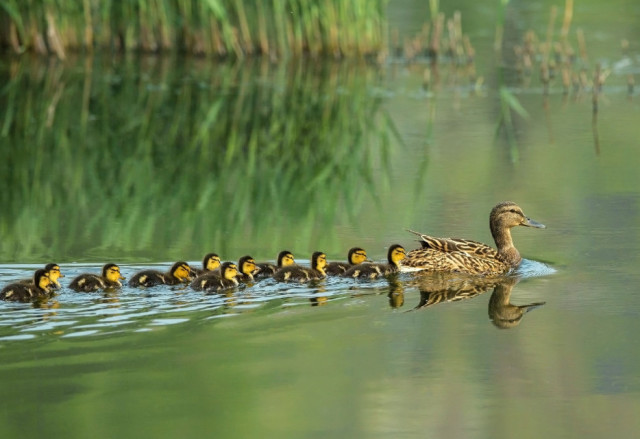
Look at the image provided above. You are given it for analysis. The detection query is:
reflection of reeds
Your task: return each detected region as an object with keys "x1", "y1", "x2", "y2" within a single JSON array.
[
  {"x1": 0, "y1": 56, "x2": 397, "y2": 263},
  {"x1": 0, "y1": 1, "x2": 386, "y2": 59}
]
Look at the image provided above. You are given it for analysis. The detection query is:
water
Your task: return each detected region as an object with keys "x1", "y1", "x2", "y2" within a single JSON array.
[{"x1": 2, "y1": 1, "x2": 640, "y2": 438}]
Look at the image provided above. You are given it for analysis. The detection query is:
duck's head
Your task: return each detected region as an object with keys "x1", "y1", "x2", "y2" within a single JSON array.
[
  {"x1": 103, "y1": 263, "x2": 126, "y2": 283},
  {"x1": 311, "y1": 252, "x2": 328, "y2": 273},
  {"x1": 238, "y1": 256, "x2": 258, "y2": 276},
  {"x1": 202, "y1": 253, "x2": 221, "y2": 271},
  {"x1": 170, "y1": 261, "x2": 192, "y2": 282},
  {"x1": 34, "y1": 269, "x2": 51, "y2": 291},
  {"x1": 388, "y1": 244, "x2": 407, "y2": 266},
  {"x1": 490, "y1": 201, "x2": 546, "y2": 232},
  {"x1": 348, "y1": 247, "x2": 370, "y2": 265},
  {"x1": 220, "y1": 262, "x2": 239, "y2": 280},
  {"x1": 277, "y1": 250, "x2": 295, "y2": 267},
  {"x1": 44, "y1": 263, "x2": 63, "y2": 286}
]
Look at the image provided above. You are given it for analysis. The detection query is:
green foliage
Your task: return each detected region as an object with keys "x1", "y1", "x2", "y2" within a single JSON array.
[{"x1": 0, "y1": 56, "x2": 397, "y2": 262}]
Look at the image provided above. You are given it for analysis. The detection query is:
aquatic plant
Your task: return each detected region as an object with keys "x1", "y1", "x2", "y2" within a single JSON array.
[{"x1": 0, "y1": 0, "x2": 386, "y2": 59}]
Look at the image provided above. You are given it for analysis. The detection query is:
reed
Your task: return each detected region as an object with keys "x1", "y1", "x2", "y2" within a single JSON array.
[
  {"x1": 0, "y1": 55, "x2": 398, "y2": 263},
  {"x1": 0, "y1": 0, "x2": 387, "y2": 59}
]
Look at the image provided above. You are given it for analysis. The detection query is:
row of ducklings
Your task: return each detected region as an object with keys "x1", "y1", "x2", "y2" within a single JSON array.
[{"x1": 0, "y1": 245, "x2": 407, "y2": 302}]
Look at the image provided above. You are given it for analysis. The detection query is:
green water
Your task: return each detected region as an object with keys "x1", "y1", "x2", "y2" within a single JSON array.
[{"x1": 2, "y1": 1, "x2": 640, "y2": 438}]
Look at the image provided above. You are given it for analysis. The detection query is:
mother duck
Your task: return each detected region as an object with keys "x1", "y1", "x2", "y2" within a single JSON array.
[{"x1": 401, "y1": 201, "x2": 545, "y2": 275}]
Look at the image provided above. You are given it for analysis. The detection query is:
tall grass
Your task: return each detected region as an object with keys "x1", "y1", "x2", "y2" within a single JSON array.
[
  {"x1": 0, "y1": 55, "x2": 398, "y2": 263},
  {"x1": 0, "y1": 0, "x2": 387, "y2": 59}
]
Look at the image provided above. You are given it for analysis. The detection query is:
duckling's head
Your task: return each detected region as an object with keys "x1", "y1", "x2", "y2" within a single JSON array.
[
  {"x1": 170, "y1": 261, "x2": 192, "y2": 282},
  {"x1": 277, "y1": 251, "x2": 295, "y2": 267},
  {"x1": 202, "y1": 253, "x2": 221, "y2": 271},
  {"x1": 44, "y1": 263, "x2": 64, "y2": 285},
  {"x1": 103, "y1": 263, "x2": 126, "y2": 283},
  {"x1": 490, "y1": 201, "x2": 546, "y2": 232},
  {"x1": 220, "y1": 262, "x2": 239, "y2": 280},
  {"x1": 312, "y1": 252, "x2": 328, "y2": 273},
  {"x1": 388, "y1": 244, "x2": 407, "y2": 266},
  {"x1": 347, "y1": 247, "x2": 370, "y2": 265},
  {"x1": 34, "y1": 269, "x2": 51, "y2": 291},
  {"x1": 238, "y1": 256, "x2": 258, "y2": 276}
]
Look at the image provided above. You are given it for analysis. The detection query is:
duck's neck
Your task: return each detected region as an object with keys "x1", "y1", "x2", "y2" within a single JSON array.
[{"x1": 491, "y1": 224, "x2": 521, "y2": 266}]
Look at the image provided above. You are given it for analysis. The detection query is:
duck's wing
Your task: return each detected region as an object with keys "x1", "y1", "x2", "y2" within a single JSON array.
[
  {"x1": 407, "y1": 230, "x2": 498, "y2": 258},
  {"x1": 401, "y1": 248, "x2": 509, "y2": 276}
]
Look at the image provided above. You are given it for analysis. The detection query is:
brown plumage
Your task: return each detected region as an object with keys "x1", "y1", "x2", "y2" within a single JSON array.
[
  {"x1": 402, "y1": 201, "x2": 545, "y2": 275},
  {"x1": 488, "y1": 277, "x2": 546, "y2": 329}
]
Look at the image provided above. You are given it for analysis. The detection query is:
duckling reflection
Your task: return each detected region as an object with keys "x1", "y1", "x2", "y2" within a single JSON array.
[
  {"x1": 488, "y1": 277, "x2": 545, "y2": 329},
  {"x1": 411, "y1": 273, "x2": 500, "y2": 310},
  {"x1": 387, "y1": 278, "x2": 405, "y2": 309},
  {"x1": 310, "y1": 286, "x2": 329, "y2": 306}
]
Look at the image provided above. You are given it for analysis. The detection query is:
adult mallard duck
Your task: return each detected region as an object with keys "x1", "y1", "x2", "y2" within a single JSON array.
[
  {"x1": 192, "y1": 253, "x2": 221, "y2": 277},
  {"x1": 1, "y1": 269, "x2": 52, "y2": 302},
  {"x1": 255, "y1": 250, "x2": 295, "y2": 279},
  {"x1": 325, "y1": 247, "x2": 371, "y2": 276},
  {"x1": 274, "y1": 252, "x2": 327, "y2": 282},
  {"x1": 18, "y1": 263, "x2": 64, "y2": 290},
  {"x1": 128, "y1": 261, "x2": 192, "y2": 287},
  {"x1": 343, "y1": 244, "x2": 406, "y2": 279},
  {"x1": 401, "y1": 201, "x2": 545, "y2": 275},
  {"x1": 69, "y1": 263, "x2": 126, "y2": 292},
  {"x1": 236, "y1": 255, "x2": 260, "y2": 283},
  {"x1": 190, "y1": 261, "x2": 239, "y2": 292}
]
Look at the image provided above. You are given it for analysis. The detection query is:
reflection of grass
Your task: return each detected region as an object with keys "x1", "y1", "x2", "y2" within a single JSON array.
[
  {"x1": 0, "y1": 56, "x2": 398, "y2": 263},
  {"x1": 0, "y1": 0, "x2": 386, "y2": 59}
]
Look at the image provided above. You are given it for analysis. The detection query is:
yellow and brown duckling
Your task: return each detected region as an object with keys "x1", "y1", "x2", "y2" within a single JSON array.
[
  {"x1": 190, "y1": 261, "x2": 239, "y2": 292},
  {"x1": 325, "y1": 247, "x2": 371, "y2": 276},
  {"x1": 255, "y1": 250, "x2": 295, "y2": 279},
  {"x1": 1, "y1": 269, "x2": 52, "y2": 302},
  {"x1": 274, "y1": 251, "x2": 327, "y2": 282},
  {"x1": 236, "y1": 255, "x2": 260, "y2": 283},
  {"x1": 401, "y1": 201, "x2": 546, "y2": 276},
  {"x1": 128, "y1": 261, "x2": 192, "y2": 288},
  {"x1": 343, "y1": 245, "x2": 406, "y2": 279},
  {"x1": 192, "y1": 253, "x2": 221, "y2": 277},
  {"x1": 69, "y1": 263, "x2": 126, "y2": 292},
  {"x1": 18, "y1": 263, "x2": 64, "y2": 289}
]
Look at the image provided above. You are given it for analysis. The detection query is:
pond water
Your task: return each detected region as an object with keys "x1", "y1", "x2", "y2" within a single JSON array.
[{"x1": 1, "y1": 1, "x2": 640, "y2": 438}]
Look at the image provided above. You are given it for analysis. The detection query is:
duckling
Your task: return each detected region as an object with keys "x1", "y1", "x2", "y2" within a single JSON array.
[
  {"x1": 236, "y1": 255, "x2": 260, "y2": 283},
  {"x1": 192, "y1": 253, "x2": 221, "y2": 277},
  {"x1": 401, "y1": 201, "x2": 546, "y2": 275},
  {"x1": 274, "y1": 252, "x2": 327, "y2": 282},
  {"x1": 69, "y1": 263, "x2": 126, "y2": 292},
  {"x1": 1, "y1": 269, "x2": 52, "y2": 302},
  {"x1": 255, "y1": 250, "x2": 295, "y2": 279},
  {"x1": 343, "y1": 245, "x2": 406, "y2": 279},
  {"x1": 18, "y1": 263, "x2": 64, "y2": 289},
  {"x1": 190, "y1": 261, "x2": 239, "y2": 293},
  {"x1": 325, "y1": 247, "x2": 371, "y2": 276},
  {"x1": 128, "y1": 261, "x2": 192, "y2": 287}
]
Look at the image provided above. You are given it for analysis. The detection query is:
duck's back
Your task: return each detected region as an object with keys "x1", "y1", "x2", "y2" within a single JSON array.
[
  {"x1": 69, "y1": 274, "x2": 106, "y2": 292},
  {"x1": 1, "y1": 283, "x2": 48, "y2": 302},
  {"x1": 128, "y1": 270, "x2": 165, "y2": 287},
  {"x1": 274, "y1": 265, "x2": 322, "y2": 282},
  {"x1": 403, "y1": 248, "x2": 509, "y2": 275}
]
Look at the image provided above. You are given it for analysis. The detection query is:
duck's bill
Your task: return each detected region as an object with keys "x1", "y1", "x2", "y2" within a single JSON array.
[{"x1": 524, "y1": 217, "x2": 546, "y2": 229}]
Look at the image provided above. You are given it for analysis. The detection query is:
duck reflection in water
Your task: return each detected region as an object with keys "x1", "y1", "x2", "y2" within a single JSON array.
[
  {"x1": 488, "y1": 277, "x2": 545, "y2": 329},
  {"x1": 387, "y1": 278, "x2": 405, "y2": 309},
  {"x1": 410, "y1": 274, "x2": 545, "y2": 329}
]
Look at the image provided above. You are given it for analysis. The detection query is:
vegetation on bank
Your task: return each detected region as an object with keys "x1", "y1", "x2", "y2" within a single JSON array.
[{"x1": 0, "y1": 0, "x2": 386, "y2": 59}]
